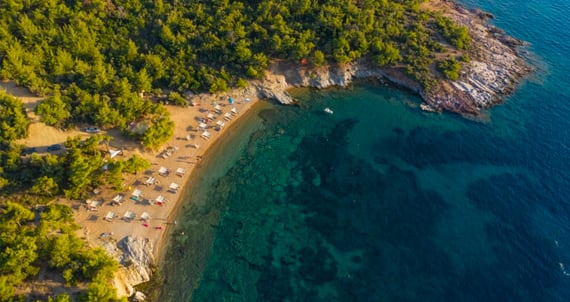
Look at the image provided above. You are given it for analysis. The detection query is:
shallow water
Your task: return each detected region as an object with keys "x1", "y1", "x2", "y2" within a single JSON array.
[{"x1": 159, "y1": 0, "x2": 570, "y2": 300}]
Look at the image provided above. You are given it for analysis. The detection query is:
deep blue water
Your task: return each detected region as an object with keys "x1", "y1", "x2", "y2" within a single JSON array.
[{"x1": 159, "y1": 0, "x2": 570, "y2": 301}]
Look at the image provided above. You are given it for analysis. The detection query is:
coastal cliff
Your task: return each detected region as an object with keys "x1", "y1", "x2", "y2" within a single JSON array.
[{"x1": 255, "y1": 0, "x2": 532, "y2": 115}]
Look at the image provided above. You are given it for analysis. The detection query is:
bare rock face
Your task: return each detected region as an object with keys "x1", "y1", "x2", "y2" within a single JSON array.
[
  {"x1": 272, "y1": 64, "x2": 355, "y2": 89},
  {"x1": 251, "y1": 73, "x2": 294, "y2": 104},
  {"x1": 118, "y1": 236, "x2": 155, "y2": 279},
  {"x1": 423, "y1": 0, "x2": 532, "y2": 114},
  {"x1": 111, "y1": 236, "x2": 155, "y2": 298},
  {"x1": 255, "y1": 61, "x2": 389, "y2": 102}
]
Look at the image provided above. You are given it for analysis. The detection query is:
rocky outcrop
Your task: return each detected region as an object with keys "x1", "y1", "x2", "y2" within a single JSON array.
[
  {"x1": 252, "y1": 73, "x2": 294, "y2": 104},
  {"x1": 111, "y1": 237, "x2": 155, "y2": 299},
  {"x1": 258, "y1": 0, "x2": 531, "y2": 115},
  {"x1": 422, "y1": 0, "x2": 533, "y2": 114}
]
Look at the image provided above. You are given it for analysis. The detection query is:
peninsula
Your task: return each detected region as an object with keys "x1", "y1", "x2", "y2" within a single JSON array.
[
  {"x1": 263, "y1": 0, "x2": 532, "y2": 115},
  {"x1": 0, "y1": 0, "x2": 531, "y2": 300}
]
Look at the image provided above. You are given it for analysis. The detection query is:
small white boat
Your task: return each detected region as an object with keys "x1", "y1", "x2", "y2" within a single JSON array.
[{"x1": 324, "y1": 107, "x2": 334, "y2": 114}]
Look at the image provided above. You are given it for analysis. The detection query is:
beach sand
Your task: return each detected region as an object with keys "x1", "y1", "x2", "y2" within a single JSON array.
[
  {"x1": 70, "y1": 91, "x2": 260, "y2": 263},
  {"x1": 3, "y1": 79, "x2": 267, "y2": 297}
]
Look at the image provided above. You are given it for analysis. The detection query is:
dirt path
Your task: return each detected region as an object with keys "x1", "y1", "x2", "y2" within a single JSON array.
[{"x1": 1, "y1": 81, "x2": 88, "y2": 150}]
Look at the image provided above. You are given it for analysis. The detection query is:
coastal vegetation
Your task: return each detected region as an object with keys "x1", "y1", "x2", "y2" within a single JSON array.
[
  {"x1": 0, "y1": 0, "x2": 470, "y2": 143},
  {"x1": 437, "y1": 57, "x2": 461, "y2": 80},
  {"x1": 0, "y1": 134, "x2": 146, "y2": 300},
  {"x1": 0, "y1": 201, "x2": 126, "y2": 301},
  {"x1": 0, "y1": 91, "x2": 29, "y2": 144},
  {"x1": 0, "y1": 0, "x2": 473, "y2": 299}
]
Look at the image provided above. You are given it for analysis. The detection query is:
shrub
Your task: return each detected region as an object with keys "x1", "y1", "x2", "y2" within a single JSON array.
[
  {"x1": 437, "y1": 58, "x2": 462, "y2": 80},
  {"x1": 0, "y1": 90, "x2": 30, "y2": 143},
  {"x1": 167, "y1": 92, "x2": 188, "y2": 106}
]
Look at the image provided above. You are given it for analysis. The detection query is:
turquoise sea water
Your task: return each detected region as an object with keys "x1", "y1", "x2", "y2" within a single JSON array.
[{"x1": 158, "y1": 0, "x2": 570, "y2": 300}]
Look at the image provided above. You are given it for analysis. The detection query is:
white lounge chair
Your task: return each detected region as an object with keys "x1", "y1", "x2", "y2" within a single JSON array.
[
  {"x1": 168, "y1": 182, "x2": 180, "y2": 193},
  {"x1": 131, "y1": 189, "x2": 143, "y2": 201},
  {"x1": 216, "y1": 120, "x2": 225, "y2": 129},
  {"x1": 145, "y1": 177, "x2": 156, "y2": 186},
  {"x1": 207, "y1": 113, "x2": 215, "y2": 120},
  {"x1": 231, "y1": 107, "x2": 238, "y2": 115},
  {"x1": 88, "y1": 200, "x2": 101, "y2": 211},
  {"x1": 104, "y1": 211, "x2": 115, "y2": 221},
  {"x1": 112, "y1": 194, "x2": 124, "y2": 205},
  {"x1": 201, "y1": 131, "x2": 211, "y2": 140},
  {"x1": 158, "y1": 166, "x2": 169, "y2": 176},
  {"x1": 122, "y1": 211, "x2": 135, "y2": 222},
  {"x1": 140, "y1": 212, "x2": 151, "y2": 221},
  {"x1": 224, "y1": 112, "x2": 232, "y2": 121},
  {"x1": 155, "y1": 195, "x2": 166, "y2": 205},
  {"x1": 176, "y1": 168, "x2": 186, "y2": 176},
  {"x1": 214, "y1": 104, "x2": 222, "y2": 113}
]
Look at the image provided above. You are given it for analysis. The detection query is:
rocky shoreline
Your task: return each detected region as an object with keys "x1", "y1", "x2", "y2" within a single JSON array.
[
  {"x1": 111, "y1": 1, "x2": 532, "y2": 300},
  {"x1": 258, "y1": 0, "x2": 532, "y2": 116},
  {"x1": 422, "y1": 0, "x2": 533, "y2": 114}
]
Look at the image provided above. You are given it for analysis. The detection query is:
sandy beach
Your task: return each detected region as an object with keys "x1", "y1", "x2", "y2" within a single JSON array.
[
  {"x1": 2, "y1": 79, "x2": 268, "y2": 297},
  {"x1": 70, "y1": 91, "x2": 261, "y2": 263},
  {"x1": 1, "y1": 80, "x2": 262, "y2": 260}
]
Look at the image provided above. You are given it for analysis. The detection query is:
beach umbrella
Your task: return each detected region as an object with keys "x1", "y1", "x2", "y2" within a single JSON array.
[{"x1": 228, "y1": 97, "x2": 234, "y2": 105}]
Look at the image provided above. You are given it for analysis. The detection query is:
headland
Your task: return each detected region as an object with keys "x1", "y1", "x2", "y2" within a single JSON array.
[{"x1": 265, "y1": 0, "x2": 532, "y2": 116}]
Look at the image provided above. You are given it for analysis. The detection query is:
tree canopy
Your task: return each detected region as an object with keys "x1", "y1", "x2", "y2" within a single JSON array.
[
  {"x1": 0, "y1": 0, "x2": 471, "y2": 148},
  {"x1": 0, "y1": 90, "x2": 29, "y2": 144},
  {"x1": 0, "y1": 0, "x2": 470, "y2": 134},
  {"x1": 0, "y1": 134, "x2": 145, "y2": 299},
  {"x1": 0, "y1": 201, "x2": 126, "y2": 301}
]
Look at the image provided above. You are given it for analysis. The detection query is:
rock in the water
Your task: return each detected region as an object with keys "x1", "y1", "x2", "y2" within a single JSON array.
[{"x1": 471, "y1": 8, "x2": 494, "y2": 20}]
